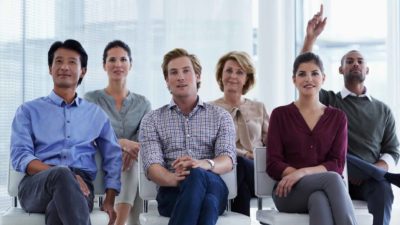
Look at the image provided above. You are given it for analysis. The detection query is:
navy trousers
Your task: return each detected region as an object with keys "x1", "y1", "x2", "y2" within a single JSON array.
[
  {"x1": 157, "y1": 168, "x2": 228, "y2": 225},
  {"x1": 18, "y1": 167, "x2": 94, "y2": 225},
  {"x1": 347, "y1": 154, "x2": 394, "y2": 225},
  {"x1": 231, "y1": 156, "x2": 254, "y2": 216}
]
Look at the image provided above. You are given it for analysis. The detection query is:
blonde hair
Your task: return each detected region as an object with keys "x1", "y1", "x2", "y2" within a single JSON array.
[
  {"x1": 161, "y1": 48, "x2": 202, "y2": 89},
  {"x1": 215, "y1": 51, "x2": 255, "y2": 94}
]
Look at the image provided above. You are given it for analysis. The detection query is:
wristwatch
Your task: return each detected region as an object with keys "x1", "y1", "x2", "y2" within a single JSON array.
[{"x1": 206, "y1": 159, "x2": 215, "y2": 170}]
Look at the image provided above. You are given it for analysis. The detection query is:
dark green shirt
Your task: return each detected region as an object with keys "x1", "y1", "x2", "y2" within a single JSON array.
[{"x1": 320, "y1": 89, "x2": 399, "y2": 164}]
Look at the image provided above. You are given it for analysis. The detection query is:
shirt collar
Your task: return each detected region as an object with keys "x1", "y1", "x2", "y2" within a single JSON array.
[
  {"x1": 340, "y1": 86, "x2": 372, "y2": 101},
  {"x1": 168, "y1": 96, "x2": 204, "y2": 110},
  {"x1": 48, "y1": 90, "x2": 80, "y2": 107}
]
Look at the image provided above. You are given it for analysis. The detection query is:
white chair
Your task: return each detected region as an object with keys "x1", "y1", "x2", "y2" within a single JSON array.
[
  {"x1": 253, "y1": 147, "x2": 373, "y2": 225},
  {"x1": 0, "y1": 153, "x2": 109, "y2": 225},
  {"x1": 138, "y1": 156, "x2": 251, "y2": 225}
]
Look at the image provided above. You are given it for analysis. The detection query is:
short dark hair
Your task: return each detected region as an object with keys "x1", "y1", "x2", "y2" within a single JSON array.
[
  {"x1": 293, "y1": 52, "x2": 324, "y2": 77},
  {"x1": 48, "y1": 39, "x2": 88, "y2": 85},
  {"x1": 103, "y1": 40, "x2": 132, "y2": 65},
  {"x1": 161, "y1": 48, "x2": 202, "y2": 89},
  {"x1": 340, "y1": 50, "x2": 361, "y2": 66}
]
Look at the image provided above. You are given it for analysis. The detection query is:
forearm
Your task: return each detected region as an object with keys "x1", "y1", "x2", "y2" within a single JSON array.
[
  {"x1": 212, "y1": 155, "x2": 233, "y2": 175},
  {"x1": 104, "y1": 189, "x2": 117, "y2": 204},
  {"x1": 301, "y1": 35, "x2": 317, "y2": 53},
  {"x1": 282, "y1": 165, "x2": 327, "y2": 178},
  {"x1": 148, "y1": 164, "x2": 178, "y2": 187},
  {"x1": 26, "y1": 159, "x2": 51, "y2": 175}
]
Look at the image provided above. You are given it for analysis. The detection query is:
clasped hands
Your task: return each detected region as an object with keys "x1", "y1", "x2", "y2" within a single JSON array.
[{"x1": 171, "y1": 155, "x2": 210, "y2": 184}]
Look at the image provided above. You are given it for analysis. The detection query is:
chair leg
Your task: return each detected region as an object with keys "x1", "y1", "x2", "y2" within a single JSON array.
[
  {"x1": 99, "y1": 196, "x2": 103, "y2": 208},
  {"x1": 143, "y1": 200, "x2": 148, "y2": 213},
  {"x1": 258, "y1": 198, "x2": 263, "y2": 210},
  {"x1": 226, "y1": 199, "x2": 232, "y2": 212}
]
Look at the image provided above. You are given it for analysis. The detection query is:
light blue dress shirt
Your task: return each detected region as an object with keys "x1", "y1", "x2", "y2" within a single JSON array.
[{"x1": 10, "y1": 91, "x2": 122, "y2": 192}]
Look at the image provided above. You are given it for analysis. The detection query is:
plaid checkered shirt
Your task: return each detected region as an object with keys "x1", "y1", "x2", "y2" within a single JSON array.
[{"x1": 139, "y1": 98, "x2": 236, "y2": 174}]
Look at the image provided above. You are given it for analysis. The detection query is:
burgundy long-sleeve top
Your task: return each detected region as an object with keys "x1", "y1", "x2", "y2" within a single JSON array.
[{"x1": 266, "y1": 103, "x2": 348, "y2": 180}]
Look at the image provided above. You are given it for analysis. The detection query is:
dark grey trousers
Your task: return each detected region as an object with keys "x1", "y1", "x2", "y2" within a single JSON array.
[
  {"x1": 347, "y1": 154, "x2": 394, "y2": 225},
  {"x1": 272, "y1": 172, "x2": 357, "y2": 225},
  {"x1": 18, "y1": 166, "x2": 94, "y2": 225}
]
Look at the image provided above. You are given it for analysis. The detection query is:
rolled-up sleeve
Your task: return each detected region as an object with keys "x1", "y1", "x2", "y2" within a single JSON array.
[
  {"x1": 214, "y1": 110, "x2": 236, "y2": 165},
  {"x1": 10, "y1": 105, "x2": 38, "y2": 173},
  {"x1": 139, "y1": 111, "x2": 165, "y2": 176}
]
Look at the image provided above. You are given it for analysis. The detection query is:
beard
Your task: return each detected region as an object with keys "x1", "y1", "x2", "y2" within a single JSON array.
[{"x1": 344, "y1": 71, "x2": 365, "y2": 84}]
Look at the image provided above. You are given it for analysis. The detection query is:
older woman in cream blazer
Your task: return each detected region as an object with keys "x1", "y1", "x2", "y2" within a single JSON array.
[{"x1": 211, "y1": 51, "x2": 269, "y2": 216}]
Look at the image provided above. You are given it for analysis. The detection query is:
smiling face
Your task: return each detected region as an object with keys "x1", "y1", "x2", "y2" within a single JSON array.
[
  {"x1": 103, "y1": 47, "x2": 132, "y2": 82},
  {"x1": 221, "y1": 59, "x2": 247, "y2": 94},
  {"x1": 293, "y1": 61, "x2": 325, "y2": 97},
  {"x1": 165, "y1": 56, "x2": 200, "y2": 100},
  {"x1": 49, "y1": 48, "x2": 86, "y2": 89}
]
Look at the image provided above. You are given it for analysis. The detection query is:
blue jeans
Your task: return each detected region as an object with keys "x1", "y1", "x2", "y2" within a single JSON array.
[
  {"x1": 157, "y1": 168, "x2": 228, "y2": 225},
  {"x1": 347, "y1": 154, "x2": 394, "y2": 225},
  {"x1": 18, "y1": 167, "x2": 94, "y2": 225}
]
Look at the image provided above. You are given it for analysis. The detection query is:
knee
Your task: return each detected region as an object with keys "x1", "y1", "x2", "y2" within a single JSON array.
[
  {"x1": 188, "y1": 168, "x2": 207, "y2": 180},
  {"x1": 324, "y1": 171, "x2": 343, "y2": 183}
]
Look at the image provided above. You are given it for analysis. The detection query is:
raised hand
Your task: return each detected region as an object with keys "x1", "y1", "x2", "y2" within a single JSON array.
[{"x1": 306, "y1": 4, "x2": 327, "y2": 40}]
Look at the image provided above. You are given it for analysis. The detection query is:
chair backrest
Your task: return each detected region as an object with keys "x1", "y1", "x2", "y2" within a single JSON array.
[
  {"x1": 8, "y1": 152, "x2": 105, "y2": 198},
  {"x1": 254, "y1": 147, "x2": 276, "y2": 198},
  {"x1": 138, "y1": 155, "x2": 237, "y2": 200}
]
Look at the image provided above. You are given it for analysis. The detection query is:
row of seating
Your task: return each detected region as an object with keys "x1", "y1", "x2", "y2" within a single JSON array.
[{"x1": 0, "y1": 147, "x2": 374, "y2": 225}]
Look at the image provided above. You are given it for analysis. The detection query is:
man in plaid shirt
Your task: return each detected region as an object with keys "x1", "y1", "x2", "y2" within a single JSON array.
[{"x1": 139, "y1": 48, "x2": 236, "y2": 225}]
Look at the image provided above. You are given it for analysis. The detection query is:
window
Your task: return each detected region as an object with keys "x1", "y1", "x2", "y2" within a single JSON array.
[{"x1": 0, "y1": 0, "x2": 256, "y2": 210}]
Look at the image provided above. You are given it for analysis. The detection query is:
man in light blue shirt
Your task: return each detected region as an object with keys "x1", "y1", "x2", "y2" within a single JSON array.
[{"x1": 10, "y1": 39, "x2": 122, "y2": 225}]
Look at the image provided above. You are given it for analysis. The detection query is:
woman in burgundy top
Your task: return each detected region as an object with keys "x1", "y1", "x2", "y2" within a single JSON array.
[{"x1": 266, "y1": 52, "x2": 357, "y2": 225}]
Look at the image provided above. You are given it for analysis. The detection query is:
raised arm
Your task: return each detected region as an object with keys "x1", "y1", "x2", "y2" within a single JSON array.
[{"x1": 301, "y1": 4, "x2": 327, "y2": 53}]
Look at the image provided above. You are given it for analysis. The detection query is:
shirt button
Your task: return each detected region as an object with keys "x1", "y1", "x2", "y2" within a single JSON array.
[
  {"x1": 67, "y1": 136, "x2": 70, "y2": 138},
  {"x1": 186, "y1": 134, "x2": 190, "y2": 138},
  {"x1": 67, "y1": 120, "x2": 70, "y2": 123},
  {"x1": 310, "y1": 145, "x2": 313, "y2": 149}
]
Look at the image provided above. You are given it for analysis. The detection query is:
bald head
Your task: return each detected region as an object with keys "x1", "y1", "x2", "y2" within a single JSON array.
[{"x1": 340, "y1": 50, "x2": 364, "y2": 66}]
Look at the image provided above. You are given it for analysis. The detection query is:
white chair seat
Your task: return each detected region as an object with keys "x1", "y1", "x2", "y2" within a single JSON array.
[
  {"x1": 256, "y1": 208, "x2": 373, "y2": 225},
  {"x1": 0, "y1": 207, "x2": 108, "y2": 225},
  {"x1": 138, "y1": 154, "x2": 250, "y2": 225},
  {"x1": 256, "y1": 209, "x2": 309, "y2": 225},
  {"x1": 0, "y1": 152, "x2": 108, "y2": 225},
  {"x1": 139, "y1": 210, "x2": 250, "y2": 225}
]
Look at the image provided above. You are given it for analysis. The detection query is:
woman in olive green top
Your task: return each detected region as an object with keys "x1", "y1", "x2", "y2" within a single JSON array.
[
  {"x1": 211, "y1": 51, "x2": 269, "y2": 216},
  {"x1": 85, "y1": 40, "x2": 150, "y2": 225}
]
